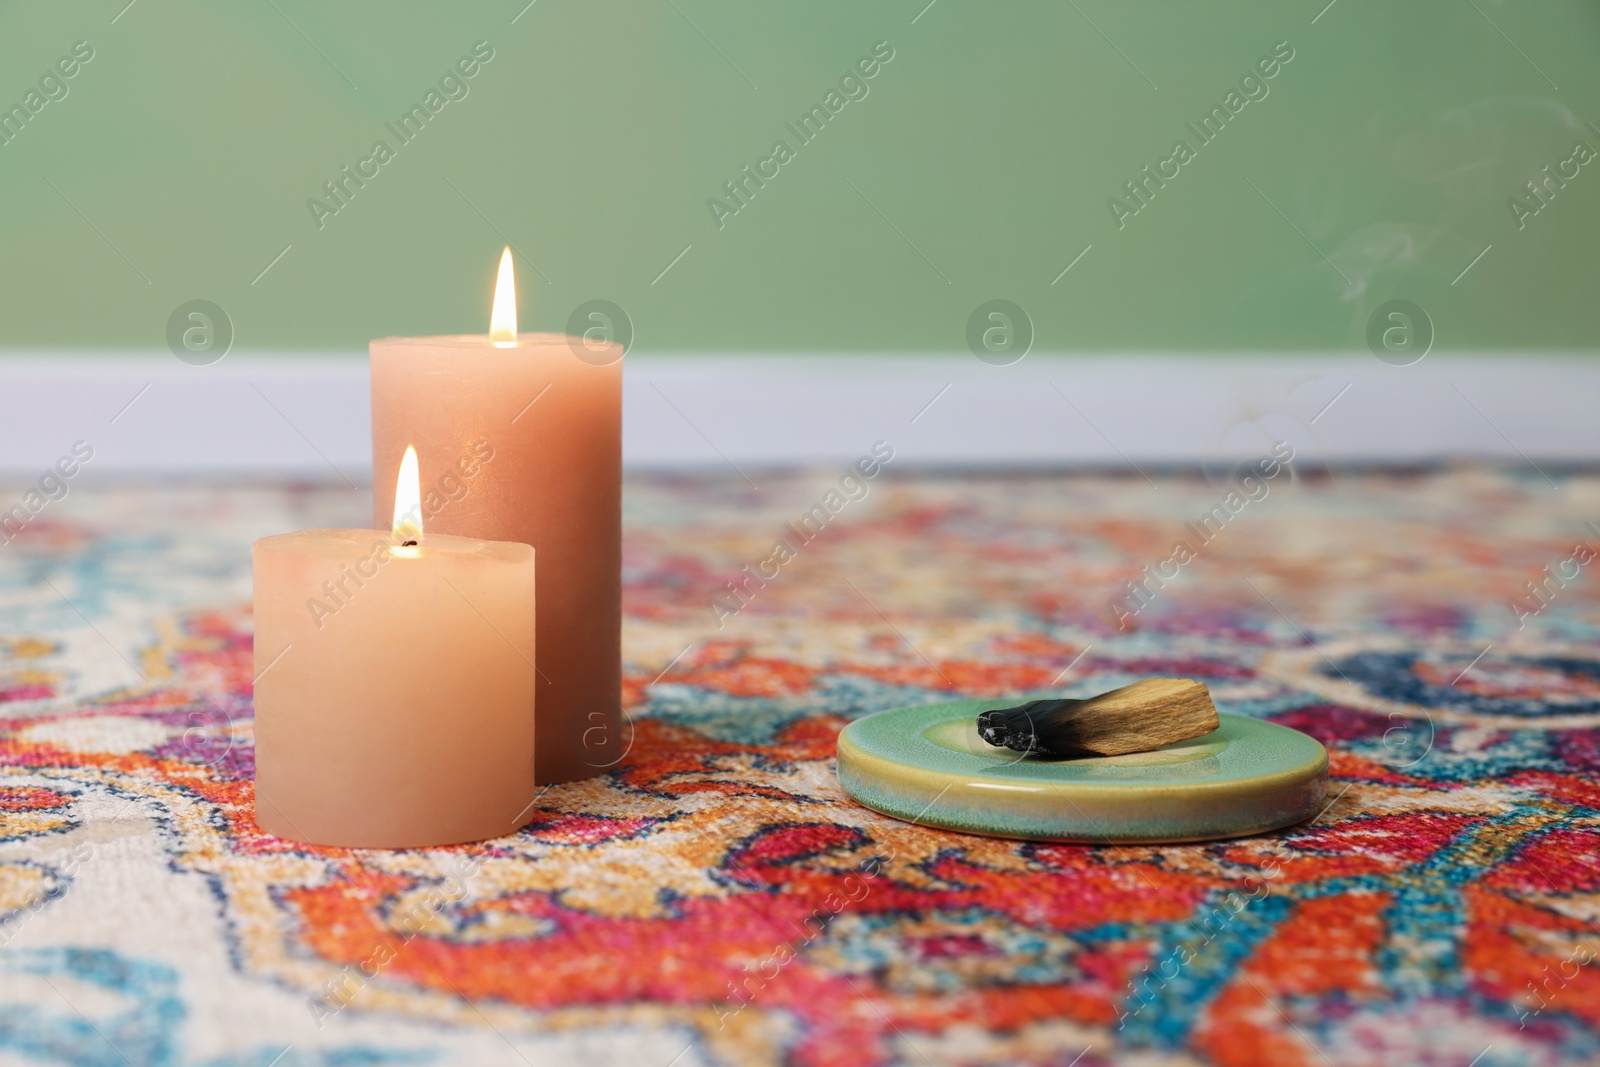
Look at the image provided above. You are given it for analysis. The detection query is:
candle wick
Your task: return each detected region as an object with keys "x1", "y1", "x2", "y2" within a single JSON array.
[{"x1": 402, "y1": 539, "x2": 418, "y2": 547}]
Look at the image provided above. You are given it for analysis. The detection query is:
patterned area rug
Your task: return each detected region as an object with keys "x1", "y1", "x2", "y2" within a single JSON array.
[{"x1": 1, "y1": 467, "x2": 1598, "y2": 1067}]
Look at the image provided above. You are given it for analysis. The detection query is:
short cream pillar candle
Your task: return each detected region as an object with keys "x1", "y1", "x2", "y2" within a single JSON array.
[{"x1": 252, "y1": 451, "x2": 537, "y2": 847}]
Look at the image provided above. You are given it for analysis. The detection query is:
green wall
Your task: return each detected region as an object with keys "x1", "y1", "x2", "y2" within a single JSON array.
[{"x1": 1, "y1": 0, "x2": 1596, "y2": 352}]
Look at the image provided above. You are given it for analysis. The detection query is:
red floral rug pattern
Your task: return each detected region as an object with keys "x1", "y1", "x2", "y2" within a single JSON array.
[{"x1": 0, "y1": 468, "x2": 1597, "y2": 1066}]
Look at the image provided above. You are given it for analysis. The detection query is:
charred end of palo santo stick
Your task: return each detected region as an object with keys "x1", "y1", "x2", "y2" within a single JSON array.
[{"x1": 976, "y1": 678, "x2": 1220, "y2": 758}]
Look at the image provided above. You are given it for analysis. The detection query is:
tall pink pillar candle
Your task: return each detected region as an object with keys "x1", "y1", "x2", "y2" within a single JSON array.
[
  {"x1": 253, "y1": 529, "x2": 536, "y2": 847},
  {"x1": 370, "y1": 335, "x2": 622, "y2": 784}
]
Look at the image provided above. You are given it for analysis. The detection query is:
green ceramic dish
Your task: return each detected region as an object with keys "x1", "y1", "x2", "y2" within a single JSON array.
[{"x1": 837, "y1": 701, "x2": 1328, "y2": 843}]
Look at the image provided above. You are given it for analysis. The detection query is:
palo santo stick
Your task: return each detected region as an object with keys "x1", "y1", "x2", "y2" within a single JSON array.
[{"x1": 975, "y1": 678, "x2": 1220, "y2": 758}]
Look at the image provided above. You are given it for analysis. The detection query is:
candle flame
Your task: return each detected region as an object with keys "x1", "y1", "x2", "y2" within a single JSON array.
[
  {"x1": 490, "y1": 246, "x2": 516, "y2": 348},
  {"x1": 392, "y1": 445, "x2": 423, "y2": 543}
]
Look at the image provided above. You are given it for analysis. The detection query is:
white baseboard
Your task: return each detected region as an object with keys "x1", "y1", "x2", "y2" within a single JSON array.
[{"x1": 0, "y1": 351, "x2": 1593, "y2": 475}]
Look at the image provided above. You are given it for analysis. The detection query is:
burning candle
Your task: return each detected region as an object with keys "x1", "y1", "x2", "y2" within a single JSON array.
[
  {"x1": 370, "y1": 249, "x2": 622, "y2": 784},
  {"x1": 252, "y1": 447, "x2": 537, "y2": 847}
]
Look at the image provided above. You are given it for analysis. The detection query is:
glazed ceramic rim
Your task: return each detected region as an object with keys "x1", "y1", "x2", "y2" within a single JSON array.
[{"x1": 837, "y1": 701, "x2": 1329, "y2": 843}]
